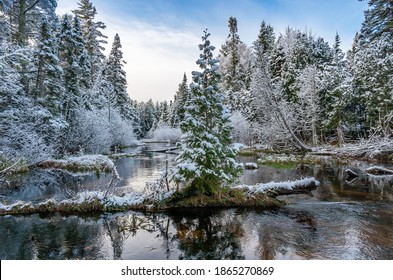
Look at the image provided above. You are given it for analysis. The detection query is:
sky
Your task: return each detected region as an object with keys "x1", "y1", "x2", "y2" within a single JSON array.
[{"x1": 56, "y1": 0, "x2": 369, "y2": 102}]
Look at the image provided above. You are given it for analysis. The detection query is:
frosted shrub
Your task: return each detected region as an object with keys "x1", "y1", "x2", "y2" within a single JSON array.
[
  {"x1": 230, "y1": 111, "x2": 254, "y2": 146},
  {"x1": 152, "y1": 126, "x2": 182, "y2": 143},
  {"x1": 67, "y1": 108, "x2": 136, "y2": 154},
  {"x1": 2, "y1": 125, "x2": 55, "y2": 164},
  {"x1": 67, "y1": 108, "x2": 112, "y2": 154},
  {"x1": 109, "y1": 111, "x2": 138, "y2": 148}
]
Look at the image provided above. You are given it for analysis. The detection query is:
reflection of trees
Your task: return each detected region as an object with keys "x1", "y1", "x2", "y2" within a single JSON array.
[
  {"x1": 0, "y1": 214, "x2": 104, "y2": 259},
  {"x1": 0, "y1": 169, "x2": 109, "y2": 204},
  {"x1": 102, "y1": 212, "x2": 177, "y2": 259},
  {"x1": 168, "y1": 209, "x2": 245, "y2": 260}
]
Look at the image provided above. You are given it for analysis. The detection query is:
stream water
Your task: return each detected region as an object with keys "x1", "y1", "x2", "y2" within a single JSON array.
[{"x1": 0, "y1": 144, "x2": 392, "y2": 259}]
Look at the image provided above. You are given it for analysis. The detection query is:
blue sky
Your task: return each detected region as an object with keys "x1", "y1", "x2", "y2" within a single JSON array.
[{"x1": 57, "y1": 0, "x2": 369, "y2": 102}]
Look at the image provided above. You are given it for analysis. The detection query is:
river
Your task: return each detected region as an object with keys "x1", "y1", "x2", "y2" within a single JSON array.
[{"x1": 0, "y1": 144, "x2": 392, "y2": 259}]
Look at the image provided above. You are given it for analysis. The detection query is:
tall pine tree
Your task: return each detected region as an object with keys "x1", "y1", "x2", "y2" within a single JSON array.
[
  {"x1": 33, "y1": 16, "x2": 64, "y2": 114},
  {"x1": 174, "y1": 30, "x2": 242, "y2": 195},
  {"x1": 73, "y1": 0, "x2": 107, "y2": 83},
  {"x1": 219, "y1": 17, "x2": 248, "y2": 111},
  {"x1": 106, "y1": 34, "x2": 135, "y2": 121},
  {"x1": 169, "y1": 73, "x2": 190, "y2": 127}
]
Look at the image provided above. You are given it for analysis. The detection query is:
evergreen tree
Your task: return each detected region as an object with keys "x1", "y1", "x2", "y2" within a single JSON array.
[
  {"x1": 354, "y1": 33, "x2": 393, "y2": 136},
  {"x1": 246, "y1": 20, "x2": 276, "y2": 120},
  {"x1": 219, "y1": 16, "x2": 248, "y2": 111},
  {"x1": 323, "y1": 33, "x2": 351, "y2": 146},
  {"x1": 360, "y1": 0, "x2": 393, "y2": 42},
  {"x1": 106, "y1": 33, "x2": 136, "y2": 122},
  {"x1": 72, "y1": 16, "x2": 91, "y2": 92},
  {"x1": 73, "y1": 0, "x2": 107, "y2": 83},
  {"x1": 346, "y1": 32, "x2": 366, "y2": 136},
  {"x1": 297, "y1": 65, "x2": 324, "y2": 146},
  {"x1": 355, "y1": 0, "x2": 393, "y2": 136},
  {"x1": 3, "y1": 0, "x2": 57, "y2": 46},
  {"x1": 58, "y1": 15, "x2": 82, "y2": 121},
  {"x1": 173, "y1": 30, "x2": 242, "y2": 195},
  {"x1": 33, "y1": 16, "x2": 64, "y2": 114},
  {"x1": 158, "y1": 100, "x2": 170, "y2": 126},
  {"x1": 138, "y1": 99, "x2": 156, "y2": 137},
  {"x1": 256, "y1": 20, "x2": 275, "y2": 54},
  {"x1": 169, "y1": 73, "x2": 190, "y2": 127}
]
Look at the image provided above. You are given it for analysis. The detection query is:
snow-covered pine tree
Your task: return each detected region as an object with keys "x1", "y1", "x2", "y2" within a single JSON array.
[
  {"x1": 138, "y1": 99, "x2": 157, "y2": 137},
  {"x1": 89, "y1": 61, "x2": 116, "y2": 120},
  {"x1": 33, "y1": 16, "x2": 64, "y2": 114},
  {"x1": 106, "y1": 33, "x2": 137, "y2": 123},
  {"x1": 345, "y1": 32, "x2": 367, "y2": 137},
  {"x1": 354, "y1": 0, "x2": 393, "y2": 136},
  {"x1": 169, "y1": 73, "x2": 190, "y2": 127},
  {"x1": 322, "y1": 33, "x2": 351, "y2": 146},
  {"x1": 173, "y1": 29, "x2": 242, "y2": 195},
  {"x1": 256, "y1": 20, "x2": 275, "y2": 55},
  {"x1": 58, "y1": 15, "x2": 84, "y2": 121},
  {"x1": 72, "y1": 16, "x2": 91, "y2": 93},
  {"x1": 73, "y1": 0, "x2": 107, "y2": 83},
  {"x1": 157, "y1": 100, "x2": 170, "y2": 126},
  {"x1": 219, "y1": 17, "x2": 249, "y2": 111},
  {"x1": 245, "y1": 20, "x2": 276, "y2": 121},
  {"x1": 297, "y1": 65, "x2": 324, "y2": 146},
  {"x1": 2, "y1": 0, "x2": 57, "y2": 46},
  {"x1": 360, "y1": 0, "x2": 393, "y2": 43}
]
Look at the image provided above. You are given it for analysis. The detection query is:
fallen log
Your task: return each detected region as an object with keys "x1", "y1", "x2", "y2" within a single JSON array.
[
  {"x1": 146, "y1": 147, "x2": 178, "y2": 153},
  {"x1": 233, "y1": 177, "x2": 319, "y2": 197}
]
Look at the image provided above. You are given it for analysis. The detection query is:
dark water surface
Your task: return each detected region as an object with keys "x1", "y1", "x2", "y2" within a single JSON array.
[{"x1": 1, "y1": 146, "x2": 392, "y2": 260}]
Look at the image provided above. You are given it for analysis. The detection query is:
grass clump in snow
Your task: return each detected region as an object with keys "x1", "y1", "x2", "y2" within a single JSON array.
[{"x1": 161, "y1": 186, "x2": 284, "y2": 208}]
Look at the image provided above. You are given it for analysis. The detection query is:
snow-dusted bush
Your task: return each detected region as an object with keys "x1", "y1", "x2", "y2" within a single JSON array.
[
  {"x1": 0, "y1": 100, "x2": 67, "y2": 165},
  {"x1": 152, "y1": 126, "x2": 182, "y2": 143},
  {"x1": 66, "y1": 108, "x2": 112, "y2": 154},
  {"x1": 109, "y1": 111, "x2": 139, "y2": 148},
  {"x1": 1, "y1": 124, "x2": 55, "y2": 165},
  {"x1": 66, "y1": 108, "x2": 137, "y2": 154},
  {"x1": 230, "y1": 111, "x2": 254, "y2": 146}
]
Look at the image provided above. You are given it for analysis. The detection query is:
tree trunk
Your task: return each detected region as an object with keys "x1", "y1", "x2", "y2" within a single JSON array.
[
  {"x1": 337, "y1": 118, "x2": 344, "y2": 147},
  {"x1": 311, "y1": 72, "x2": 318, "y2": 146},
  {"x1": 17, "y1": 0, "x2": 27, "y2": 47}
]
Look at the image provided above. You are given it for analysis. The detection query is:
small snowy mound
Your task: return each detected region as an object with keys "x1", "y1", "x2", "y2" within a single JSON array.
[{"x1": 37, "y1": 155, "x2": 115, "y2": 172}]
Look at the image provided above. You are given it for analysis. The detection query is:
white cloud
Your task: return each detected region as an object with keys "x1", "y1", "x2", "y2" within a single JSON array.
[
  {"x1": 104, "y1": 18, "x2": 201, "y2": 101},
  {"x1": 57, "y1": 1, "x2": 202, "y2": 102}
]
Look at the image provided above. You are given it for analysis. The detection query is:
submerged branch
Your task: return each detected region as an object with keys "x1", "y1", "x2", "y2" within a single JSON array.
[{"x1": 0, "y1": 159, "x2": 21, "y2": 175}]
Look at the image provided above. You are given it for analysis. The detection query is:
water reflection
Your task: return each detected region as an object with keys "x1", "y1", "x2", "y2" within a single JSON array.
[
  {"x1": 0, "y1": 169, "x2": 109, "y2": 204},
  {"x1": 168, "y1": 209, "x2": 245, "y2": 260},
  {"x1": 1, "y1": 202, "x2": 392, "y2": 260}
]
